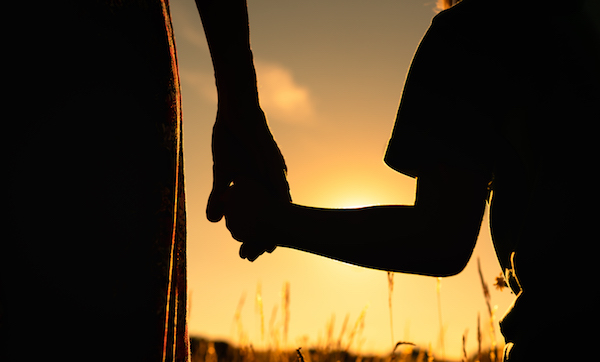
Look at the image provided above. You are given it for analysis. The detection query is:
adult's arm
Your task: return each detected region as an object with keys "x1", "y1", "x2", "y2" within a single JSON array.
[
  {"x1": 195, "y1": 0, "x2": 258, "y2": 106},
  {"x1": 195, "y1": 0, "x2": 291, "y2": 223},
  {"x1": 227, "y1": 164, "x2": 490, "y2": 277}
]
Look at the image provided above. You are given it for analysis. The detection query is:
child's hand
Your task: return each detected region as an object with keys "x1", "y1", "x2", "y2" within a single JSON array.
[{"x1": 224, "y1": 177, "x2": 283, "y2": 261}]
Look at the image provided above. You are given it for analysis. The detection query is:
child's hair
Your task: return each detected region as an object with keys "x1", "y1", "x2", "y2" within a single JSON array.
[{"x1": 437, "y1": 0, "x2": 462, "y2": 11}]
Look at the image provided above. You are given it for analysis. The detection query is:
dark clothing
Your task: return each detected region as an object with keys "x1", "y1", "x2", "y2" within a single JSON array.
[
  {"x1": 3, "y1": 1, "x2": 188, "y2": 361},
  {"x1": 385, "y1": 0, "x2": 599, "y2": 360}
]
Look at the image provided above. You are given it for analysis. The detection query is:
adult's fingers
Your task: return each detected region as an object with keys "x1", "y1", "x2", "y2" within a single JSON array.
[
  {"x1": 265, "y1": 167, "x2": 292, "y2": 202},
  {"x1": 206, "y1": 165, "x2": 232, "y2": 222}
]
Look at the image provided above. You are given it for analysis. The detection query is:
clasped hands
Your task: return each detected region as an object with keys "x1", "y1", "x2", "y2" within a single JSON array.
[{"x1": 207, "y1": 105, "x2": 291, "y2": 261}]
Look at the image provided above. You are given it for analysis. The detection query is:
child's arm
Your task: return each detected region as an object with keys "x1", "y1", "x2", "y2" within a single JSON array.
[{"x1": 226, "y1": 164, "x2": 490, "y2": 277}]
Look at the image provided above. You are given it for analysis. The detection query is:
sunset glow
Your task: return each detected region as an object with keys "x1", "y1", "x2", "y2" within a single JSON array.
[{"x1": 171, "y1": 1, "x2": 517, "y2": 360}]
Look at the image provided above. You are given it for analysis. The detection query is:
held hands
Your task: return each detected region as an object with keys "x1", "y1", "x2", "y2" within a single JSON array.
[
  {"x1": 207, "y1": 105, "x2": 291, "y2": 260},
  {"x1": 224, "y1": 177, "x2": 284, "y2": 261}
]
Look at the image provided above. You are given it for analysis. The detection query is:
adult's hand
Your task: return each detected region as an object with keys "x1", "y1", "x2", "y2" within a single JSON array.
[
  {"x1": 196, "y1": 0, "x2": 291, "y2": 258},
  {"x1": 207, "y1": 105, "x2": 291, "y2": 223},
  {"x1": 214, "y1": 124, "x2": 289, "y2": 262}
]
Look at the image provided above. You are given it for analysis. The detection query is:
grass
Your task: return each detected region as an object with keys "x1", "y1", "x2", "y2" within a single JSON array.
[
  {"x1": 189, "y1": 336, "x2": 507, "y2": 362},
  {"x1": 191, "y1": 263, "x2": 506, "y2": 362},
  {"x1": 189, "y1": 337, "x2": 447, "y2": 362}
]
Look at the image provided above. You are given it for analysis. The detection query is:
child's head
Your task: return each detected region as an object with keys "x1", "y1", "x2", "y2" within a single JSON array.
[{"x1": 437, "y1": 0, "x2": 461, "y2": 11}]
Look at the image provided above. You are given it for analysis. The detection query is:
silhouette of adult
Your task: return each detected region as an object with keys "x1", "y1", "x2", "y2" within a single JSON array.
[
  {"x1": 224, "y1": 1, "x2": 599, "y2": 361},
  {"x1": 3, "y1": 1, "x2": 287, "y2": 361}
]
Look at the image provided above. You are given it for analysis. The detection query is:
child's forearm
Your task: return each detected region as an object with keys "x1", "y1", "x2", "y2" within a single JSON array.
[
  {"x1": 275, "y1": 202, "x2": 482, "y2": 277},
  {"x1": 231, "y1": 165, "x2": 490, "y2": 274}
]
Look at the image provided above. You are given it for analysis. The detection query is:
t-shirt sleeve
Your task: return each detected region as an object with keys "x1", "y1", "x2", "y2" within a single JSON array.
[{"x1": 384, "y1": 9, "x2": 496, "y2": 179}]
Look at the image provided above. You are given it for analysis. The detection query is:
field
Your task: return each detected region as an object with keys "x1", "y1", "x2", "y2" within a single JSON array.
[
  {"x1": 189, "y1": 336, "x2": 502, "y2": 362},
  {"x1": 190, "y1": 259, "x2": 506, "y2": 362}
]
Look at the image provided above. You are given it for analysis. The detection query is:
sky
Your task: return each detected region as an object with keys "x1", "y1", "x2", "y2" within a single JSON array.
[{"x1": 169, "y1": 0, "x2": 518, "y2": 360}]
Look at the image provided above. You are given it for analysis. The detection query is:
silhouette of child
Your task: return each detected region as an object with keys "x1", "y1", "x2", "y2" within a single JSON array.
[{"x1": 224, "y1": 0, "x2": 599, "y2": 361}]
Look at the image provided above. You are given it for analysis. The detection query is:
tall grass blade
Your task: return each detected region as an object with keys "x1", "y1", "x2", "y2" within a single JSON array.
[
  {"x1": 436, "y1": 277, "x2": 446, "y2": 362},
  {"x1": 477, "y1": 258, "x2": 498, "y2": 362},
  {"x1": 388, "y1": 271, "x2": 395, "y2": 348}
]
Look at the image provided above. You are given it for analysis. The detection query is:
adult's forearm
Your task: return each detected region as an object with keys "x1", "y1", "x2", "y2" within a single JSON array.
[{"x1": 195, "y1": 0, "x2": 259, "y2": 107}]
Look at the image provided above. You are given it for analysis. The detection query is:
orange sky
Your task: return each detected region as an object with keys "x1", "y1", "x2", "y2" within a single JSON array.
[{"x1": 170, "y1": 1, "x2": 519, "y2": 359}]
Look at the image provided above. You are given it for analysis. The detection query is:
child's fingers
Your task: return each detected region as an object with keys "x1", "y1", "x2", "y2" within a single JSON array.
[
  {"x1": 223, "y1": 177, "x2": 279, "y2": 260},
  {"x1": 239, "y1": 241, "x2": 274, "y2": 262},
  {"x1": 239, "y1": 242, "x2": 261, "y2": 261}
]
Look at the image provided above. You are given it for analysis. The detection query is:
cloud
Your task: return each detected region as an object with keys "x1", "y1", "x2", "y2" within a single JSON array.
[
  {"x1": 171, "y1": 3, "x2": 315, "y2": 124},
  {"x1": 179, "y1": 61, "x2": 316, "y2": 125},
  {"x1": 180, "y1": 68, "x2": 218, "y2": 105},
  {"x1": 255, "y1": 61, "x2": 316, "y2": 125}
]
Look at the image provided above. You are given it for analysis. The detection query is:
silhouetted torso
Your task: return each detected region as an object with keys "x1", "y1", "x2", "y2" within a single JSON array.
[
  {"x1": 4, "y1": 2, "x2": 188, "y2": 361},
  {"x1": 385, "y1": 0, "x2": 599, "y2": 359}
]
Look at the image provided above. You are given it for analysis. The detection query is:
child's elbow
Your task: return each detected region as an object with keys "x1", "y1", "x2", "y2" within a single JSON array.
[
  {"x1": 412, "y1": 254, "x2": 471, "y2": 277},
  {"x1": 432, "y1": 256, "x2": 471, "y2": 277},
  {"x1": 393, "y1": 243, "x2": 474, "y2": 277},
  {"x1": 420, "y1": 234, "x2": 477, "y2": 277}
]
